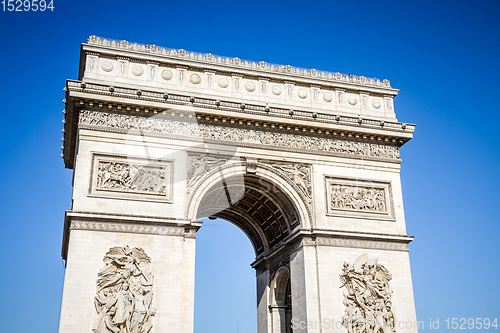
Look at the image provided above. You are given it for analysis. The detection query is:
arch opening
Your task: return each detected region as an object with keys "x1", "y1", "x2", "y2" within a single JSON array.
[
  {"x1": 195, "y1": 173, "x2": 301, "y2": 256},
  {"x1": 190, "y1": 165, "x2": 306, "y2": 333},
  {"x1": 194, "y1": 217, "x2": 257, "y2": 333},
  {"x1": 271, "y1": 269, "x2": 293, "y2": 333}
]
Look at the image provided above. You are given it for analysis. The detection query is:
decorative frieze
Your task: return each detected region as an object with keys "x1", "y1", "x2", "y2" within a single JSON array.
[
  {"x1": 96, "y1": 162, "x2": 165, "y2": 194},
  {"x1": 340, "y1": 254, "x2": 396, "y2": 332},
  {"x1": 79, "y1": 111, "x2": 401, "y2": 160},
  {"x1": 315, "y1": 237, "x2": 408, "y2": 252},
  {"x1": 331, "y1": 185, "x2": 385, "y2": 212},
  {"x1": 325, "y1": 176, "x2": 395, "y2": 221},
  {"x1": 89, "y1": 153, "x2": 174, "y2": 203},
  {"x1": 287, "y1": 235, "x2": 409, "y2": 253},
  {"x1": 70, "y1": 220, "x2": 185, "y2": 236},
  {"x1": 93, "y1": 246, "x2": 156, "y2": 333}
]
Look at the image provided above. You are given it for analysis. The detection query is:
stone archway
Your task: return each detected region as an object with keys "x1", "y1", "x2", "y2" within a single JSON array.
[
  {"x1": 186, "y1": 160, "x2": 311, "y2": 333},
  {"x1": 187, "y1": 161, "x2": 312, "y2": 257},
  {"x1": 58, "y1": 36, "x2": 419, "y2": 333}
]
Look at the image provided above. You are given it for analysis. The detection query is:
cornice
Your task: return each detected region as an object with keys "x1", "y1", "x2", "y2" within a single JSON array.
[
  {"x1": 61, "y1": 210, "x2": 196, "y2": 260},
  {"x1": 65, "y1": 80, "x2": 413, "y2": 135},
  {"x1": 311, "y1": 228, "x2": 414, "y2": 243},
  {"x1": 61, "y1": 80, "x2": 413, "y2": 168},
  {"x1": 65, "y1": 210, "x2": 192, "y2": 224},
  {"x1": 249, "y1": 226, "x2": 415, "y2": 273},
  {"x1": 84, "y1": 36, "x2": 397, "y2": 93},
  {"x1": 288, "y1": 229, "x2": 412, "y2": 254}
]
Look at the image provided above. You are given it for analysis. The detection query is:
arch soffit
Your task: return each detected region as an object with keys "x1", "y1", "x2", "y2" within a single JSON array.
[{"x1": 186, "y1": 162, "x2": 312, "y2": 231}]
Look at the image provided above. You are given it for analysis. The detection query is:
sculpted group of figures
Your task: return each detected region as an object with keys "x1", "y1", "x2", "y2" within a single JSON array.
[
  {"x1": 340, "y1": 254, "x2": 395, "y2": 333},
  {"x1": 186, "y1": 155, "x2": 227, "y2": 192},
  {"x1": 97, "y1": 161, "x2": 166, "y2": 195},
  {"x1": 272, "y1": 163, "x2": 312, "y2": 201},
  {"x1": 93, "y1": 246, "x2": 155, "y2": 333},
  {"x1": 79, "y1": 111, "x2": 401, "y2": 159},
  {"x1": 330, "y1": 185, "x2": 386, "y2": 212}
]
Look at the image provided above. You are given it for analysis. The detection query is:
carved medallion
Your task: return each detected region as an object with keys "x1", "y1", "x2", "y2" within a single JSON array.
[
  {"x1": 340, "y1": 254, "x2": 395, "y2": 333},
  {"x1": 131, "y1": 65, "x2": 144, "y2": 76},
  {"x1": 272, "y1": 85, "x2": 282, "y2": 95},
  {"x1": 93, "y1": 246, "x2": 155, "y2": 333},
  {"x1": 348, "y1": 96, "x2": 358, "y2": 106},
  {"x1": 218, "y1": 77, "x2": 229, "y2": 88},
  {"x1": 101, "y1": 61, "x2": 114, "y2": 72},
  {"x1": 190, "y1": 73, "x2": 201, "y2": 85},
  {"x1": 161, "y1": 69, "x2": 173, "y2": 81},
  {"x1": 245, "y1": 81, "x2": 256, "y2": 92},
  {"x1": 297, "y1": 89, "x2": 308, "y2": 99},
  {"x1": 323, "y1": 92, "x2": 333, "y2": 102},
  {"x1": 372, "y1": 99, "x2": 382, "y2": 109}
]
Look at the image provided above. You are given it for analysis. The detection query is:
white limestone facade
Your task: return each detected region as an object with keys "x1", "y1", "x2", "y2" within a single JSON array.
[{"x1": 58, "y1": 36, "x2": 418, "y2": 333}]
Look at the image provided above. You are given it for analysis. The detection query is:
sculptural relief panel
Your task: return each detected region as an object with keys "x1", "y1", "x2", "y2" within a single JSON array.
[
  {"x1": 325, "y1": 176, "x2": 395, "y2": 221},
  {"x1": 266, "y1": 162, "x2": 312, "y2": 203},
  {"x1": 89, "y1": 153, "x2": 174, "y2": 203},
  {"x1": 186, "y1": 154, "x2": 228, "y2": 193},
  {"x1": 93, "y1": 246, "x2": 155, "y2": 333},
  {"x1": 339, "y1": 253, "x2": 395, "y2": 333}
]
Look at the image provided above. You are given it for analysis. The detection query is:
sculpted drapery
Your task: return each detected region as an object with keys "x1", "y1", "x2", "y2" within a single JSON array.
[
  {"x1": 93, "y1": 246, "x2": 155, "y2": 333},
  {"x1": 340, "y1": 254, "x2": 395, "y2": 333}
]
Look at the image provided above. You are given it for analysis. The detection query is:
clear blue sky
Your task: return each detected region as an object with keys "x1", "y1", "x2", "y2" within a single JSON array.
[{"x1": 0, "y1": 1, "x2": 499, "y2": 332}]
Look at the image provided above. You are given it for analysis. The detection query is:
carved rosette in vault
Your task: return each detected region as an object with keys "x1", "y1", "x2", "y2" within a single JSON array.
[
  {"x1": 339, "y1": 254, "x2": 395, "y2": 333},
  {"x1": 93, "y1": 246, "x2": 155, "y2": 333}
]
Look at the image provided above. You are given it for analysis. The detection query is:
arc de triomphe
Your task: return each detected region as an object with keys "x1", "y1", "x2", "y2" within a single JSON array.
[{"x1": 59, "y1": 36, "x2": 418, "y2": 333}]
